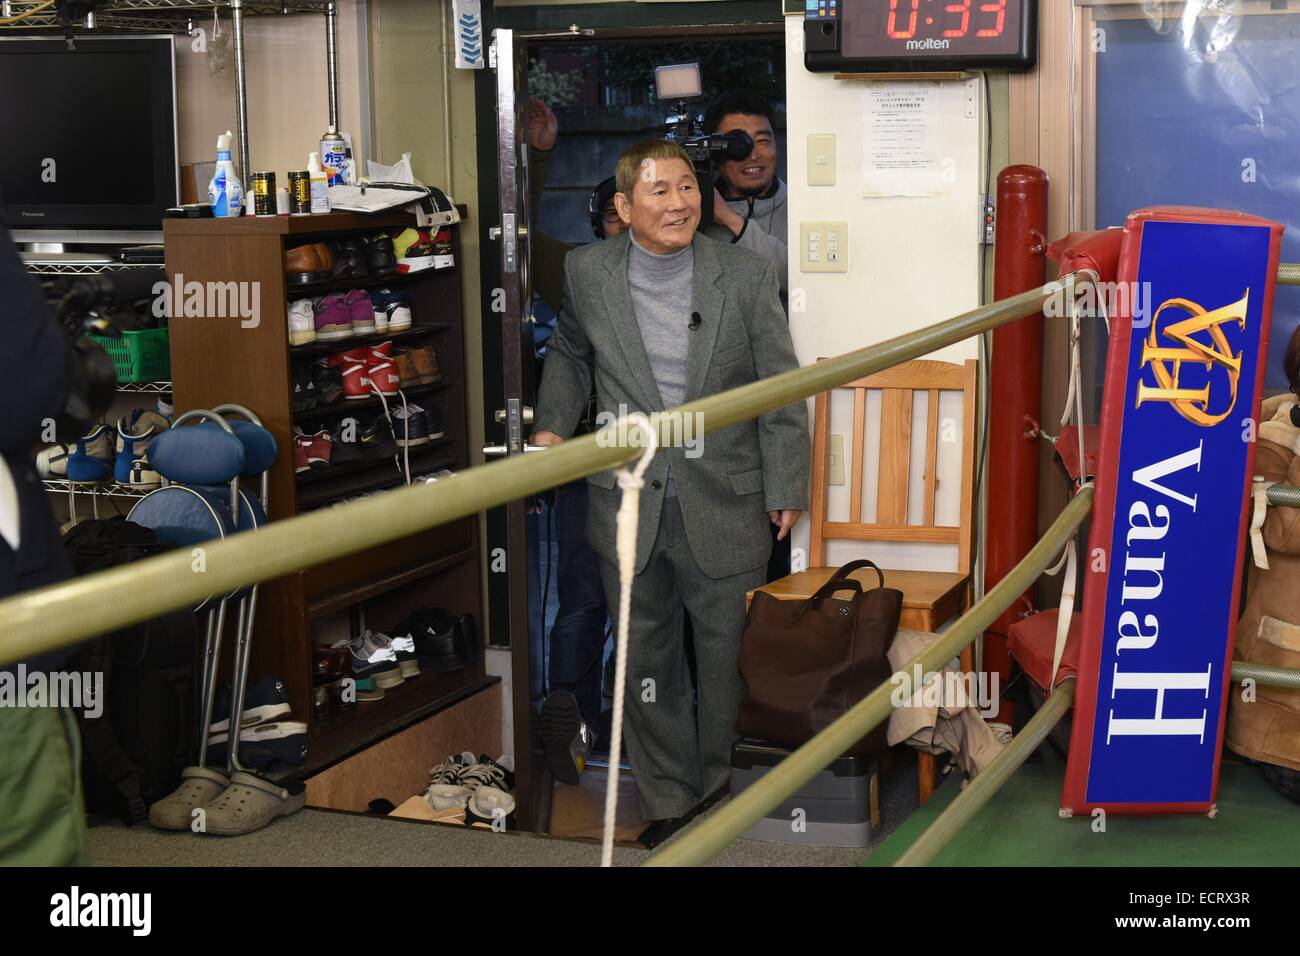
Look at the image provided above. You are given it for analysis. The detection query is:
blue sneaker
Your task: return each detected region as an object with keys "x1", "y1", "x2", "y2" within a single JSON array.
[
  {"x1": 208, "y1": 675, "x2": 293, "y2": 735},
  {"x1": 115, "y1": 409, "x2": 169, "y2": 487},
  {"x1": 207, "y1": 721, "x2": 308, "y2": 768},
  {"x1": 66, "y1": 424, "x2": 114, "y2": 483},
  {"x1": 368, "y1": 288, "x2": 413, "y2": 333}
]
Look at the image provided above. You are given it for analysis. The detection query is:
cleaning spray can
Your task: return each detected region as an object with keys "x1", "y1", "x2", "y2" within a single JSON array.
[
  {"x1": 307, "y1": 152, "x2": 331, "y2": 214},
  {"x1": 320, "y1": 126, "x2": 348, "y2": 186},
  {"x1": 207, "y1": 130, "x2": 244, "y2": 218}
]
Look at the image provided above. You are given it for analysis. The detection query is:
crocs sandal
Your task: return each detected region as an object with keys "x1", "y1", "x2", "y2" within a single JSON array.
[
  {"x1": 148, "y1": 766, "x2": 231, "y2": 830},
  {"x1": 201, "y1": 771, "x2": 306, "y2": 836}
]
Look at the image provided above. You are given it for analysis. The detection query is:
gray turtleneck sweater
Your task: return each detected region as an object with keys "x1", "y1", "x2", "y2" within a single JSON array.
[
  {"x1": 627, "y1": 231, "x2": 694, "y2": 496},
  {"x1": 627, "y1": 232, "x2": 694, "y2": 410}
]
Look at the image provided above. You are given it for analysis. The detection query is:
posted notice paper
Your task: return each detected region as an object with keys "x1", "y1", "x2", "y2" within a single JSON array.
[{"x1": 862, "y1": 84, "x2": 942, "y2": 197}]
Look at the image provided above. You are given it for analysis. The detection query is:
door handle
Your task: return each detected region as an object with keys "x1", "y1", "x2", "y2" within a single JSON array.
[
  {"x1": 495, "y1": 406, "x2": 533, "y2": 425},
  {"x1": 483, "y1": 444, "x2": 548, "y2": 457}
]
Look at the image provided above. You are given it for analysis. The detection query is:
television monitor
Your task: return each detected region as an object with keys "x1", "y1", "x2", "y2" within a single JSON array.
[{"x1": 0, "y1": 35, "x2": 178, "y2": 245}]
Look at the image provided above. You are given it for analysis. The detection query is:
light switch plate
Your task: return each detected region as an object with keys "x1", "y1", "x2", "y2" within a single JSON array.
[
  {"x1": 828, "y1": 434, "x2": 846, "y2": 486},
  {"x1": 807, "y1": 133, "x2": 836, "y2": 186},
  {"x1": 800, "y1": 220, "x2": 848, "y2": 273}
]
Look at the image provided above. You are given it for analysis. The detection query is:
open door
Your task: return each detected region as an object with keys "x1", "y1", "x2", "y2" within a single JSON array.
[{"x1": 484, "y1": 26, "x2": 541, "y2": 830}]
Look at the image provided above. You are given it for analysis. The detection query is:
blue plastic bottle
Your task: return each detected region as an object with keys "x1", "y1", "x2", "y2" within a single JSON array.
[{"x1": 207, "y1": 130, "x2": 244, "y2": 217}]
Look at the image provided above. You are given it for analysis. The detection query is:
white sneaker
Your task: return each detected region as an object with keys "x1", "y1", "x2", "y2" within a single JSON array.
[{"x1": 288, "y1": 298, "x2": 316, "y2": 345}]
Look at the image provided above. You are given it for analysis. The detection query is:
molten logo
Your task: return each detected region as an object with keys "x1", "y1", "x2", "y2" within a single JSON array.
[{"x1": 1135, "y1": 291, "x2": 1249, "y2": 427}]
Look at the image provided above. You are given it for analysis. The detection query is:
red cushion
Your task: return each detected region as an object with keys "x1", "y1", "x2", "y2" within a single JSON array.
[{"x1": 1008, "y1": 609, "x2": 1081, "y2": 692}]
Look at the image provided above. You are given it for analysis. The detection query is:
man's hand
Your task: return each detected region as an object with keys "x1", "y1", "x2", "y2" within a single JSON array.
[
  {"x1": 769, "y1": 510, "x2": 801, "y2": 542},
  {"x1": 525, "y1": 97, "x2": 558, "y2": 152},
  {"x1": 713, "y1": 189, "x2": 745, "y2": 237},
  {"x1": 531, "y1": 430, "x2": 565, "y2": 447}
]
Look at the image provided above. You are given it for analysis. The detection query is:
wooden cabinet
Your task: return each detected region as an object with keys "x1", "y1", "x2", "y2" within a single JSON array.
[{"x1": 163, "y1": 209, "x2": 491, "y2": 772}]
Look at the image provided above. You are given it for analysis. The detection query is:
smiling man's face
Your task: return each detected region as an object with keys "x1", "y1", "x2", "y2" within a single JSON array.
[
  {"x1": 615, "y1": 156, "x2": 701, "y2": 254},
  {"x1": 715, "y1": 112, "x2": 777, "y2": 197}
]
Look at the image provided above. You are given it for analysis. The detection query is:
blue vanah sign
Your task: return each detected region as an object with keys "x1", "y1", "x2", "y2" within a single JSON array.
[{"x1": 1064, "y1": 209, "x2": 1283, "y2": 814}]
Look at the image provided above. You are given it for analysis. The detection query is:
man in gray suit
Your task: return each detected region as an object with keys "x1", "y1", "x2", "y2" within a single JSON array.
[{"x1": 532, "y1": 139, "x2": 810, "y2": 828}]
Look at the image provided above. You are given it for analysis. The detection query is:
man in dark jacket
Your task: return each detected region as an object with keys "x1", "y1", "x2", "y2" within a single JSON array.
[{"x1": 0, "y1": 216, "x2": 90, "y2": 865}]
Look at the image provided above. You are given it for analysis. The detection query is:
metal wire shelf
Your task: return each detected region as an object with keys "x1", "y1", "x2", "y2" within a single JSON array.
[
  {"x1": 42, "y1": 479, "x2": 153, "y2": 499},
  {"x1": 116, "y1": 380, "x2": 173, "y2": 393}
]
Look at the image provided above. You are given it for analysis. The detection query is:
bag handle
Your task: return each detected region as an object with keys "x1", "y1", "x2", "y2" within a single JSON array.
[
  {"x1": 800, "y1": 560, "x2": 886, "y2": 613},
  {"x1": 824, "y1": 559, "x2": 885, "y2": 592}
]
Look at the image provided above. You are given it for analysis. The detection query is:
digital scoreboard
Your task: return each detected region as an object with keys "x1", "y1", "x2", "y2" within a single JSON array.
[{"x1": 805, "y1": 1, "x2": 1038, "y2": 74}]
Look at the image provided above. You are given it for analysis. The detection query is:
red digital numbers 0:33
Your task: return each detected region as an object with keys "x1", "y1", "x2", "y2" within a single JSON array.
[{"x1": 886, "y1": 0, "x2": 1009, "y2": 41}]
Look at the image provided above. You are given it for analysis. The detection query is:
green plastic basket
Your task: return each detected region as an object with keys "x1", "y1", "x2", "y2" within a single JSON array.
[{"x1": 89, "y1": 328, "x2": 171, "y2": 384}]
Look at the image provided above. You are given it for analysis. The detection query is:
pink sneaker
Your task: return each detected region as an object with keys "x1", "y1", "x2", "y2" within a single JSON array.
[
  {"x1": 313, "y1": 294, "x2": 353, "y2": 341},
  {"x1": 345, "y1": 289, "x2": 375, "y2": 336}
]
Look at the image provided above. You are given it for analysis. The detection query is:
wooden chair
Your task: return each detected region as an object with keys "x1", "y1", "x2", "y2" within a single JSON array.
[{"x1": 748, "y1": 358, "x2": 979, "y2": 804}]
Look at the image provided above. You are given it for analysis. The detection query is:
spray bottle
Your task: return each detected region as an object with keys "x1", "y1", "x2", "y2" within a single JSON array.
[
  {"x1": 207, "y1": 130, "x2": 244, "y2": 217},
  {"x1": 320, "y1": 126, "x2": 348, "y2": 186},
  {"x1": 307, "y1": 152, "x2": 331, "y2": 214}
]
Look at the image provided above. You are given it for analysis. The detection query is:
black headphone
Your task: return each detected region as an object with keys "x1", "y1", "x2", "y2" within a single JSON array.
[{"x1": 588, "y1": 176, "x2": 618, "y2": 240}]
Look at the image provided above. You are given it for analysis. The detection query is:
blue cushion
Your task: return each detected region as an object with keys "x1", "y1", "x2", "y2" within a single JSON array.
[
  {"x1": 196, "y1": 420, "x2": 279, "y2": 477},
  {"x1": 149, "y1": 427, "x2": 246, "y2": 485},
  {"x1": 191, "y1": 485, "x2": 267, "y2": 531},
  {"x1": 127, "y1": 486, "x2": 241, "y2": 611}
]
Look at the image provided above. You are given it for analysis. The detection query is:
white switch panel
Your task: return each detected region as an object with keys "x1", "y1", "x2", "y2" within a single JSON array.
[
  {"x1": 828, "y1": 434, "x2": 846, "y2": 486},
  {"x1": 807, "y1": 133, "x2": 836, "y2": 186},
  {"x1": 800, "y1": 220, "x2": 848, "y2": 273}
]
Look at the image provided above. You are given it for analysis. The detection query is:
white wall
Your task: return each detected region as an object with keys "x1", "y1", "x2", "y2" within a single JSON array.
[
  {"x1": 173, "y1": 2, "x2": 365, "y2": 178},
  {"x1": 784, "y1": 15, "x2": 982, "y2": 574}
]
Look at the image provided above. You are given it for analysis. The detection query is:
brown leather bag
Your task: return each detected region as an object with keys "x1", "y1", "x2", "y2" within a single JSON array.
[{"x1": 736, "y1": 560, "x2": 902, "y2": 757}]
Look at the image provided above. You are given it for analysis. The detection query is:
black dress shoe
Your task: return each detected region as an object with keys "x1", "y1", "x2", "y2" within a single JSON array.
[{"x1": 636, "y1": 783, "x2": 730, "y2": 849}]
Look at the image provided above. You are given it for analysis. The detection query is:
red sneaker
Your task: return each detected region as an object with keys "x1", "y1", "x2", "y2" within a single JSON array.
[
  {"x1": 342, "y1": 357, "x2": 371, "y2": 400},
  {"x1": 294, "y1": 436, "x2": 312, "y2": 474},
  {"x1": 304, "y1": 430, "x2": 333, "y2": 468},
  {"x1": 368, "y1": 358, "x2": 400, "y2": 397},
  {"x1": 369, "y1": 340, "x2": 394, "y2": 361}
]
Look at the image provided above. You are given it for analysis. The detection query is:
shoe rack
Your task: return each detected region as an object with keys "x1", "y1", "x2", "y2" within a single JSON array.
[{"x1": 163, "y1": 209, "x2": 494, "y2": 773}]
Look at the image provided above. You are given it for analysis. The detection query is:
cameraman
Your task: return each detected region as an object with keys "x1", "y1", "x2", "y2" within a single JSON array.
[
  {"x1": 702, "y1": 91, "x2": 788, "y2": 297},
  {"x1": 0, "y1": 215, "x2": 90, "y2": 865}
]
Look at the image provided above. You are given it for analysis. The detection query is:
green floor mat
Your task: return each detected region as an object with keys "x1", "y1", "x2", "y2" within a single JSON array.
[{"x1": 865, "y1": 750, "x2": 1300, "y2": 867}]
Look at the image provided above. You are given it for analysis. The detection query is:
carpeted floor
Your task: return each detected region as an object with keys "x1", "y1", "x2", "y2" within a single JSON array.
[
  {"x1": 865, "y1": 750, "x2": 1300, "y2": 867},
  {"x1": 87, "y1": 753, "x2": 926, "y2": 867}
]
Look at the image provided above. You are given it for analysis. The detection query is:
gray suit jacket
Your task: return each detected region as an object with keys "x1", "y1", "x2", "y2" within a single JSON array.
[{"x1": 534, "y1": 231, "x2": 810, "y2": 579}]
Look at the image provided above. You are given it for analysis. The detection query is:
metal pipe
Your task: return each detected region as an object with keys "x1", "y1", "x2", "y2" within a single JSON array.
[
  {"x1": 1279, "y1": 263, "x2": 1300, "y2": 286},
  {"x1": 1232, "y1": 660, "x2": 1300, "y2": 690},
  {"x1": 232, "y1": 0, "x2": 251, "y2": 180},
  {"x1": 894, "y1": 680, "x2": 1076, "y2": 867},
  {"x1": 644, "y1": 489, "x2": 1094, "y2": 868},
  {"x1": 0, "y1": 279, "x2": 1070, "y2": 666},
  {"x1": 325, "y1": 0, "x2": 340, "y2": 130},
  {"x1": 1266, "y1": 483, "x2": 1300, "y2": 509}
]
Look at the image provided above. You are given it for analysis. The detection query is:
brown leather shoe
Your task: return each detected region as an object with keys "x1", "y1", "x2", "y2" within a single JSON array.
[
  {"x1": 412, "y1": 345, "x2": 443, "y2": 385},
  {"x1": 392, "y1": 348, "x2": 421, "y2": 388},
  {"x1": 285, "y1": 242, "x2": 333, "y2": 285}
]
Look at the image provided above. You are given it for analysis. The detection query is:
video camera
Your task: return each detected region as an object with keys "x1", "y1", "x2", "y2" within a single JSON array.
[
  {"x1": 39, "y1": 271, "x2": 154, "y2": 437},
  {"x1": 655, "y1": 63, "x2": 754, "y2": 231}
]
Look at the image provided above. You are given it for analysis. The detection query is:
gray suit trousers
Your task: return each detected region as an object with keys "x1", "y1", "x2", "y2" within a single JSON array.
[{"x1": 598, "y1": 497, "x2": 765, "y2": 821}]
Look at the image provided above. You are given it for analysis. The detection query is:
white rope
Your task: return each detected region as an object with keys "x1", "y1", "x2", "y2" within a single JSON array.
[{"x1": 601, "y1": 412, "x2": 658, "y2": 868}]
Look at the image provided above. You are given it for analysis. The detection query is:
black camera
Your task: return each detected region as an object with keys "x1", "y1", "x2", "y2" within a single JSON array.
[
  {"x1": 40, "y1": 273, "x2": 139, "y2": 437},
  {"x1": 655, "y1": 63, "x2": 754, "y2": 231}
]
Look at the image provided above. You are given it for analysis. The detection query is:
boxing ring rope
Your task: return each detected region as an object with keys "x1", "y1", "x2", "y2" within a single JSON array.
[
  {"x1": 4, "y1": 263, "x2": 1300, "y2": 867},
  {"x1": 894, "y1": 679, "x2": 1078, "y2": 868},
  {"x1": 644, "y1": 488, "x2": 1094, "y2": 867},
  {"x1": 0, "y1": 278, "x2": 1070, "y2": 663}
]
